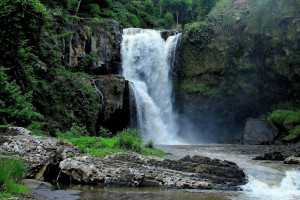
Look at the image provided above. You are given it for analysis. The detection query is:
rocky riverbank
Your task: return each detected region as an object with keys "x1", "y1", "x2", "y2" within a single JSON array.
[{"x1": 0, "y1": 127, "x2": 247, "y2": 191}]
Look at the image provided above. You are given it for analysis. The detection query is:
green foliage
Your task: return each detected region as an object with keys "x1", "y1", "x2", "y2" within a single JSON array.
[
  {"x1": 62, "y1": 129, "x2": 165, "y2": 157},
  {"x1": 0, "y1": 68, "x2": 43, "y2": 126},
  {"x1": 57, "y1": 123, "x2": 89, "y2": 138},
  {"x1": 267, "y1": 109, "x2": 300, "y2": 141},
  {"x1": 77, "y1": 53, "x2": 98, "y2": 72},
  {"x1": 27, "y1": 121, "x2": 49, "y2": 136},
  {"x1": 185, "y1": 22, "x2": 213, "y2": 51},
  {"x1": 162, "y1": 12, "x2": 174, "y2": 29},
  {"x1": 0, "y1": 157, "x2": 27, "y2": 195},
  {"x1": 98, "y1": 126, "x2": 112, "y2": 138},
  {"x1": 114, "y1": 129, "x2": 142, "y2": 152},
  {"x1": 33, "y1": 75, "x2": 100, "y2": 135}
]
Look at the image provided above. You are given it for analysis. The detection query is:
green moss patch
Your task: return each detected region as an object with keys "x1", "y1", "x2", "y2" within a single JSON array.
[{"x1": 267, "y1": 109, "x2": 300, "y2": 141}]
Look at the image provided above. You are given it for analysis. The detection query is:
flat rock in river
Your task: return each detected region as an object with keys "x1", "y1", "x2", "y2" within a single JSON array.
[{"x1": 59, "y1": 152, "x2": 247, "y2": 190}]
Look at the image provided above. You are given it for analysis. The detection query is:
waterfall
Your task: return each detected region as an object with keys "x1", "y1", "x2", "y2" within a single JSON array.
[
  {"x1": 91, "y1": 77, "x2": 104, "y2": 106},
  {"x1": 121, "y1": 28, "x2": 182, "y2": 144}
]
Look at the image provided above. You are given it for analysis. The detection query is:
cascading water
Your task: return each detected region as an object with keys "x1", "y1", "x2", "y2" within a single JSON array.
[{"x1": 121, "y1": 28, "x2": 182, "y2": 144}]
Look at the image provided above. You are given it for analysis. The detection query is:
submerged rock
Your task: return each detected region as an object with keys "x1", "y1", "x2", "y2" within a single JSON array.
[
  {"x1": 59, "y1": 152, "x2": 246, "y2": 190},
  {"x1": 22, "y1": 179, "x2": 55, "y2": 191}
]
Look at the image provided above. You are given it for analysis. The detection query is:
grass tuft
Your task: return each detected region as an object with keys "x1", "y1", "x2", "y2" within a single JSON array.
[{"x1": 0, "y1": 157, "x2": 28, "y2": 197}]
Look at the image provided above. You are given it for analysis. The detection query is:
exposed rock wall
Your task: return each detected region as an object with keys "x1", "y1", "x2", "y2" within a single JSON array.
[
  {"x1": 65, "y1": 18, "x2": 123, "y2": 74},
  {"x1": 176, "y1": 0, "x2": 300, "y2": 143},
  {"x1": 92, "y1": 75, "x2": 130, "y2": 132}
]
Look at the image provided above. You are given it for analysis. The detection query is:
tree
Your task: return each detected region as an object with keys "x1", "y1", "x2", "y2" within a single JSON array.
[{"x1": 0, "y1": 68, "x2": 43, "y2": 126}]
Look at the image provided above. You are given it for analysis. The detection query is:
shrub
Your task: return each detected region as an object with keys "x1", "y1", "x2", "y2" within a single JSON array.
[
  {"x1": 163, "y1": 12, "x2": 174, "y2": 29},
  {"x1": 57, "y1": 123, "x2": 89, "y2": 138},
  {"x1": 114, "y1": 129, "x2": 142, "y2": 152},
  {"x1": 144, "y1": 140, "x2": 154, "y2": 149},
  {"x1": 0, "y1": 68, "x2": 43, "y2": 127},
  {"x1": 99, "y1": 126, "x2": 112, "y2": 138},
  {"x1": 185, "y1": 22, "x2": 213, "y2": 50}
]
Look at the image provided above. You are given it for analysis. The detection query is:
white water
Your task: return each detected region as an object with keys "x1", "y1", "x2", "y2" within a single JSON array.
[
  {"x1": 121, "y1": 28, "x2": 181, "y2": 144},
  {"x1": 242, "y1": 171, "x2": 300, "y2": 200},
  {"x1": 159, "y1": 145, "x2": 300, "y2": 200}
]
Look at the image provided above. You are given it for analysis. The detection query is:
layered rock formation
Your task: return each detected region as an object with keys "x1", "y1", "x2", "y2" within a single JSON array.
[
  {"x1": 0, "y1": 127, "x2": 80, "y2": 181},
  {"x1": 0, "y1": 128, "x2": 247, "y2": 190},
  {"x1": 59, "y1": 152, "x2": 246, "y2": 190},
  {"x1": 65, "y1": 18, "x2": 123, "y2": 74}
]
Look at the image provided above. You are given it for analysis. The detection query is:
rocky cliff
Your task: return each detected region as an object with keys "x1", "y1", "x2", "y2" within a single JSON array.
[
  {"x1": 65, "y1": 18, "x2": 123, "y2": 74},
  {"x1": 176, "y1": 0, "x2": 300, "y2": 143},
  {"x1": 30, "y1": 17, "x2": 129, "y2": 135}
]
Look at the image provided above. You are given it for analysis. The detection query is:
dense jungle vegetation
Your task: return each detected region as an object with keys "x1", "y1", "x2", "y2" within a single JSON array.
[
  {"x1": 0, "y1": 0, "x2": 221, "y2": 135},
  {"x1": 0, "y1": 0, "x2": 299, "y2": 142}
]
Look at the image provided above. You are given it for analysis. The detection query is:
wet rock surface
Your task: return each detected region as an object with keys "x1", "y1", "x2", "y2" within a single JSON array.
[
  {"x1": 284, "y1": 156, "x2": 300, "y2": 165},
  {"x1": 92, "y1": 75, "x2": 130, "y2": 132},
  {"x1": 59, "y1": 152, "x2": 246, "y2": 190},
  {"x1": 253, "y1": 152, "x2": 285, "y2": 161}
]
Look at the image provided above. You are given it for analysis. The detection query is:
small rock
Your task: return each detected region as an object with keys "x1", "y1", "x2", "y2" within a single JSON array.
[
  {"x1": 253, "y1": 152, "x2": 285, "y2": 161},
  {"x1": 22, "y1": 179, "x2": 55, "y2": 191},
  {"x1": 284, "y1": 156, "x2": 300, "y2": 165}
]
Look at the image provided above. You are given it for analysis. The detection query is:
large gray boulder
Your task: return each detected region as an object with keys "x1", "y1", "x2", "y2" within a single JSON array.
[{"x1": 243, "y1": 120, "x2": 278, "y2": 144}]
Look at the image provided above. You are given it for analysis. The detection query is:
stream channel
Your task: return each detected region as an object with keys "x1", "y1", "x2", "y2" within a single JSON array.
[{"x1": 61, "y1": 145, "x2": 300, "y2": 200}]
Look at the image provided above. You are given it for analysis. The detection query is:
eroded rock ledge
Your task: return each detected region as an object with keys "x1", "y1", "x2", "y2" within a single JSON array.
[
  {"x1": 59, "y1": 153, "x2": 246, "y2": 190},
  {"x1": 1, "y1": 127, "x2": 247, "y2": 190}
]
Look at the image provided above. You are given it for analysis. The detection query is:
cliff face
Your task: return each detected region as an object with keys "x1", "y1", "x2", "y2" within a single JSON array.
[
  {"x1": 176, "y1": 0, "x2": 300, "y2": 143},
  {"x1": 30, "y1": 17, "x2": 128, "y2": 136},
  {"x1": 65, "y1": 18, "x2": 123, "y2": 74}
]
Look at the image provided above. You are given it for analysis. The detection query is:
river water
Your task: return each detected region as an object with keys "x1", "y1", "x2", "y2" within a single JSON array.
[{"x1": 74, "y1": 145, "x2": 300, "y2": 200}]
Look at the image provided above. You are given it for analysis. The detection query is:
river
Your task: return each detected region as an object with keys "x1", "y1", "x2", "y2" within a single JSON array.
[{"x1": 69, "y1": 145, "x2": 300, "y2": 200}]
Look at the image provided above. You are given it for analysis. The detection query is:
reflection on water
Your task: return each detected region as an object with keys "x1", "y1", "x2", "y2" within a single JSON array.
[
  {"x1": 64, "y1": 145, "x2": 300, "y2": 200},
  {"x1": 71, "y1": 186, "x2": 247, "y2": 200}
]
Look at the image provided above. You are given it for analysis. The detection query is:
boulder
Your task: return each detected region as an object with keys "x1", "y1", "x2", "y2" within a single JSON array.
[
  {"x1": 243, "y1": 120, "x2": 278, "y2": 144},
  {"x1": 0, "y1": 128, "x2": 80, "y2": 180},
  {"x1": 59, "y1": 152, "x2": 246, "y2": 190},
  {"x1": 284, "y1": 156, "x2": 300, "y2": 165},
  {"x1": 253, "y1": 152, "x2": 285, "y2": 161},
  {"x1": 22, "y1": 179, "x2": 55, "y2": 191},
  {"x1": 160, "y1": 29, "x2": 183, "y2": 41}
]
